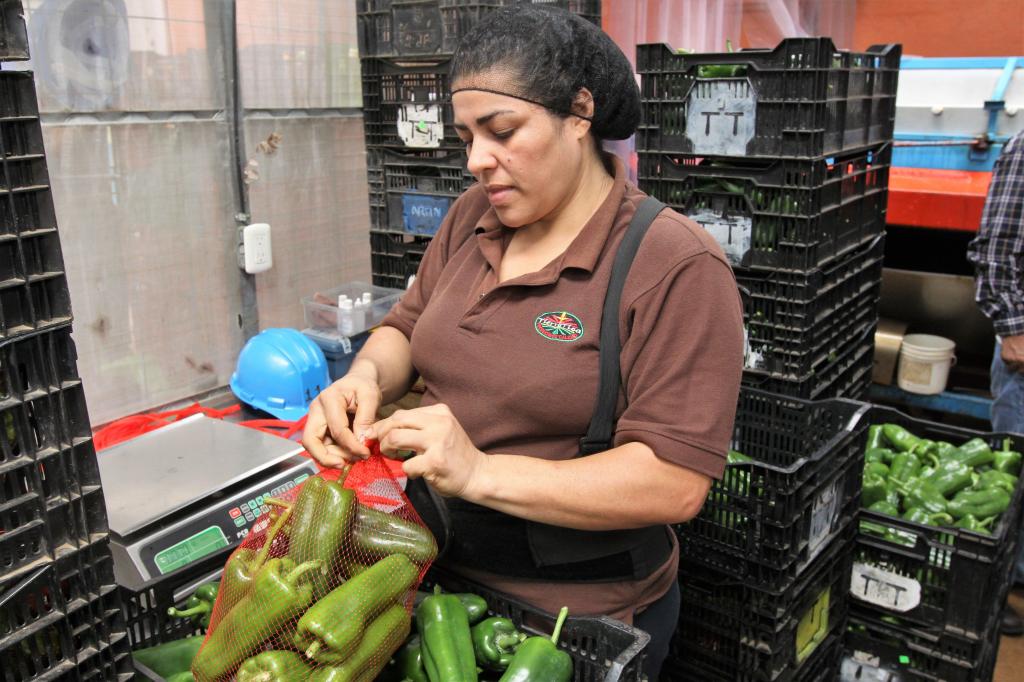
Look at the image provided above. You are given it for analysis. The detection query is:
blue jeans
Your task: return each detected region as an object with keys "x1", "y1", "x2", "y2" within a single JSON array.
[{"x1": 990, "y1": 341, "x2": 1024, "y2": 585}]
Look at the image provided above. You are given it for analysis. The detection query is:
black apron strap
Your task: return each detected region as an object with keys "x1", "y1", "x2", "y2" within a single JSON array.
[{"x1": 579, "y1": 196, "x2": 666, "y2": 456}]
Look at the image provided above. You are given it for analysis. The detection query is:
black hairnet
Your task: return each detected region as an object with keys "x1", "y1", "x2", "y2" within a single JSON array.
[{"x1": 449, "y1": 5, "x2": 640, "y2": 141}]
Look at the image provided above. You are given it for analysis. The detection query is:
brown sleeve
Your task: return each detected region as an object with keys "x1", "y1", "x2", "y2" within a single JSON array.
[
  {"x1": 380, "y1": 189, "x2": 479, "y2": 339},
  {"x1": 613, "y1": 252, "x2": 745, "y2": 479}
]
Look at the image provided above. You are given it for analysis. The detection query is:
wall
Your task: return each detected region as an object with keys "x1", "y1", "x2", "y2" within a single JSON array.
[{"x1": 852, "y1": 0, "x2": 1024, "y2": 56}]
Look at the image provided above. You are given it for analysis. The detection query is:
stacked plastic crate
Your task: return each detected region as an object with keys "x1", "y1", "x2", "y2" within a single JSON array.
[
  {"x1": 663, "y1": 388, "x2": 866, "y2": 681},
  {"x1": 358, "y1": 0, "x2": 601, "y2": 289},
  {"x1": 636, "y1": 38, "x2": 901, "y2": 401},
  {"x1": 0, "y1": 4, "x2": 134, "y2": 679},
  {"x1": 842, "y1": 410, "x2": 1024, "y2": 681}
]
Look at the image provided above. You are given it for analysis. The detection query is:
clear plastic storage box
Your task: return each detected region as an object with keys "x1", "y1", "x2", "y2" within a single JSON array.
[{"x1": 301, "y1": 282, "x2": 403, "y2": 343}]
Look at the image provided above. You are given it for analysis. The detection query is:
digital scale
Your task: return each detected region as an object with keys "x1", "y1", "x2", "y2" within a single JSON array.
[{"x1": 98, "y1": 414, "x2": 320, "y2": 591}]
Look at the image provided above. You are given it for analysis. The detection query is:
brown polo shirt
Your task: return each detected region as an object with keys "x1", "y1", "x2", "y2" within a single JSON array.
[{"x1": 381, "y1": 156, "x2": 743, "y2": 621}]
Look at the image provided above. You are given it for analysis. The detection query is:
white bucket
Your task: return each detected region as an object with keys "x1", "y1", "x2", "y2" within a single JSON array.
[{"x1": 897, "y1": 334, "x2": 957, "y2": 395}]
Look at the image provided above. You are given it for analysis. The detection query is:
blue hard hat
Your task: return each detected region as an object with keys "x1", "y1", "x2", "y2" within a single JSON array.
[{"x1": 230, "y1": 328, "x2": 331, "y2": 421}]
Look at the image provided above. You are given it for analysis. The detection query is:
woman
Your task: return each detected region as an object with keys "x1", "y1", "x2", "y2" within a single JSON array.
[{"x1": 302, "y1": 6, "x2": 743, "y2": 677}]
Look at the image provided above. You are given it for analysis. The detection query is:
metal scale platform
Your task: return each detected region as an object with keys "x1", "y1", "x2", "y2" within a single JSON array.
[{"x1": 97, "y1": 414, "x2": 319, "y2": 591}]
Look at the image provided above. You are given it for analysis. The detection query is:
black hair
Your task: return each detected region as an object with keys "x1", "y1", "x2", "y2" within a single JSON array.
[{"x1": 450, "y1": 5, "x2": 640, "y2": 141}]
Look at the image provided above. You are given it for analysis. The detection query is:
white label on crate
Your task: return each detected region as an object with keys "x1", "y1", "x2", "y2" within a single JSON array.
[
  {"x1": 686, "y1": 79, "x2": 757, "y2": 156},
  {"x1": 851, "y1": 650, "x2": 882, "y2": 668},
  {"x1": 689, "y1": 208, "x2": 751, "y2": 267},
  {"x1": 850, "y1": 562, "x2": 921, "y2": 612},
  {"x1": 806, "y1": 479, "x2": 842, "y2": 562},
  {"x1": 397, "y1": 103, "x2": 443, "y2": 148},
  {"x1": 742, "y1": 325, "x2": 768, "y2": 371},
  {"x1": 340, "y1": 336, "x2": 352, "y2": 354}
]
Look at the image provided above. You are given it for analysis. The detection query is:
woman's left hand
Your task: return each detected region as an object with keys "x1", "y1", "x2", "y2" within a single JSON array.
[{"x1": 367, "y1": 403, "x2": 487, "y2": 498}]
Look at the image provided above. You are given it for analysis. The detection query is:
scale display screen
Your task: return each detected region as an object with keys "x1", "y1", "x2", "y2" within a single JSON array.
[{"x1": 135, "y1": 464, "x2": 315, "y2": 580}]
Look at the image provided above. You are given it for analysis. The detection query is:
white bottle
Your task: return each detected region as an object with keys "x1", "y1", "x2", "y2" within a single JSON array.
[
  {"x1": 351, "y1": 298, "x2": 366, "y2": 334},
  {"x1": 339, "y1": 298, "x2": 354, "y2": 336}
]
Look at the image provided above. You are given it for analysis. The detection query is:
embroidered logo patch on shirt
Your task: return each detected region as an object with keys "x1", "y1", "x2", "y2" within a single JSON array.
[{"x1": 534, "y1": 311, "x2": 584, "y2": 342}]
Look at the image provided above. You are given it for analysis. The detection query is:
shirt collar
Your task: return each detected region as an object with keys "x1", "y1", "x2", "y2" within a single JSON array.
[{"x1": 473, "y1": 154, "x2": 628, "y2": 278}]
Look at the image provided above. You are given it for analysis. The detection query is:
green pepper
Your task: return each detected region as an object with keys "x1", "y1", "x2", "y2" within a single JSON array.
[
  {"x1": 935, "y1": 441, "x2": 958, "y2": 461},
  {"x1": 417, "y1": 585, "x2": 478, "y2": 682},
  {"x1": 236, "y1": 650, "x2": 311, "y2": 682},
  {"x1": 889, "y1": 452, "x2": 922, "y2": 486},
  {"x1": 295, "y1": 553, "x2": 419, "y2": 665},
  {"x1": 220, "y1": 499, "x2": 292, "y2": 611},
  {"x1": 864, "y1": 461, "x2": 890, "y2": 479},
  {"x1": 867, "y1": 500, "x2": 899, "y2": 517},
  {"x1": 995, "y1": 439, "x2": 1023, "y2": 475},
  {"x1": 288, "y1": 472, "x2": 356, "y2": 599},
  {"x1": 353, "y1": 503, "x2": 438, "y2": 564},
  {"x1": 865, "y1": 448, "x2": 894, "y2": 465},
  {"x1": 913, "y1": 439, "x2": 938, "y2": 458},
  {"x1": 867, "y1": 425, "x2": 886, "y2": 451},
  {"x1": 167, "y1": 673, "x2": 196, "y2": 682},
  {"x1": 946, "y1": 488, "x2": 1011, "y2": 520},
  {"x1": 472, "y1": 617, "x2": 527, "y2": 672},
  {"x1": 167, "y1": 582, "x2": 219, "y2": 629},
  {"x1": 902, "y1": 507, "x2": 954, "y2": 527},
  {"x1": 132, "y1": 636, "x2": 204, "y2": 678},
  {"x1": 882, "y1": 424, "x2": 922, "y2": 452},
  {"x1": 498, "y1": 607, "x2": 573, "y2": 682},
  {"x1": 974, "y1": 469, "x2": 1018, "y2": 494},
  {"x1": 307, "y1": 604, "x2": 412, "y2": 682},
  {"x1": 891, "y1": 478, "x2": 947, "y2": 515},
  {"x1": 192, "y1": 558, "x2": 321, "y2": 681},
  {"x1": 921, "y1": 459, "x2": 973, "y2": 497},
  {"x1": 951, "y1": 438, "x2": 994, "y2": 468},
  {"x1": 380, "y1": 635, "x2": 429, "y2": 682},
  {"x1": 862, "y1": 473, "x2": 889, "y2": 508},
  {"x1": 954, "y1": 513, "x2": 996, "y2": 534}
]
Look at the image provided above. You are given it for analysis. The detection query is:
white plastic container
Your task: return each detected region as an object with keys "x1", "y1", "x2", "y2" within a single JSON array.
[
  {"x1": 897, "y1": 334, "x2": 957, "y2": 395},
  {"x1": 302, "y1": 281, "x2": 403, "y2": 339}
]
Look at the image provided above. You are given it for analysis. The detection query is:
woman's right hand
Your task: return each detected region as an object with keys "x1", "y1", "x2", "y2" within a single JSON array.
[{"x1": 302, "y1": 371, "x2": 382, "y2": 467}]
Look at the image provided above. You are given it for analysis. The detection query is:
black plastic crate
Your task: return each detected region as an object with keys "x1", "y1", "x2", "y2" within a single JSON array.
[
  {"x1": 850, "y1": 408, "x2": 1024, "y2": 640},
  {"x1": 843, "y1": 608, "x2": 1000, "y2": 682},
  {"x1": 675, "y1": 387, "x2": 864, "y2": 593},
  {"x1": 424, "y1": 565, "x2": 648, "y2": 682},
  {"x1": 0, "y1": 0, "x2": 28, "y2": 62},
  {"x1": 357, "y1": 0, "x2": 600, "y2": 59},
  {"x1": 746, "y1": 322, "x2": 876, "y2": 401},
  {"x1": 667, "y1": 535, "x2": 853, "y2": 682},
  {"x1": 741, "y1": 235, "x2": 883, "y2": 381},
  {"x1": 665, "y1": 632, "x2": 844, "y2": 682},
  {"x1": 370, "y1": 228, "x2": 432, "y2": 289},
  {"x1": 636, "y1": 38, "x2": 901, "y2": 160},
  {"x1": 367, "y1": 147, "x2": 473, "y2": 236},
  {"x1": 638, "y1": 143, "x2": 890, "y2": 273},
  {"x1": 0, "y1": 537, "x2": 132, "y2": 682},
  {"x1": 362, "y1": 56, "x2": 463, "y2": 150}
]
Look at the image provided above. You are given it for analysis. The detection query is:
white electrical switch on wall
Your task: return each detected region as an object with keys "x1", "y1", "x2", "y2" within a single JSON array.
[{"x1": 243, "y1": 223, "x2": 273, "y2": 274}]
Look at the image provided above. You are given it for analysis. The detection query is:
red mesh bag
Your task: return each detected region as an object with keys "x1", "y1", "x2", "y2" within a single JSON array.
[{"x1": 191, "y1": 446, "x2": 436, "y2": 681}]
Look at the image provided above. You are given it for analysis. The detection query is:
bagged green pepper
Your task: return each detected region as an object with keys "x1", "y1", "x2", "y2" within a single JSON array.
[
  {"x1": 236, "y1": 650, "x2": 311, "y2": 682},
  {"x1": 287, "y1": 472, "x2": 356, "y2": 599},
  {"x1": 307, "y1": 604, "x2": 411, "y2": 682}
]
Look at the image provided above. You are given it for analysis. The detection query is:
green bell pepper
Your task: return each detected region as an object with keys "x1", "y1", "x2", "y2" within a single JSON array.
[
  {"x1": 954, "y1": 513, "x2": 996, "y2": 534},
  {"x1": 220, "y1": 499, "x2": 292, "y2": 612},
  {"x1": 974, "y1": 469, "x2": 1018, "y2": 494},
  {"x1": 167, "y1": 582, "x2": 219, "y2": 629},
  {"x1": 473, "y1": 617, "x2": 527, "y2": 672},
  {"x1": 882, "y1": 424, "x2": 923, "y2": 453},
  {"x1": 922, "y1": 459, "x2": 973, "y2": 497},
  {"x1": 287, "y1": 472, "x2": 356, "y2": 599},
  {"x1": 236, "y1": 650, "x2": 311, "y2": 682},
  {"x1": 902, "y1": 507, "x2": 954, "y2": 527},
  {"x1": 307, "y1": 604, "x2": 412, "y2": 682},
  {"x1": 995, "y1": 439, "x2": 1023, "y2": 476},
  {"x1": 498, "y1": 607, "x2": 573, "y2": 682},
  {"x1": 946, "y1": 488, "x2": 1011, "y2": 520},
  {"x1": 935, "y1": 441, "x2": 959, "y2": 461},
  {"x1": 952, "y1": 438, "x2": 994, "y2": 468},
  {"x1": 417, "y1": 585, "x2": 478, "y2": 682},
  {"x1": 867, "y1": 500, "x2": 900, "y2": 517},
  {"x1": 867, "y1": 425, "x2": 886, "y2": 451},
  {"x1": 889, "y1": 452, "x2": 922, "y2": 487},
  {"x1": 862, "y1": 473, "x2": 889, "y2": 509},
  {"x1": 132, "y1": 636, "x2": 204, "y2": 678},
  {"x1": 865, "y1": 448, "x2": 895, "y2": 465},
  {"x1": 192, "y1": 558, "x2": 321, "y2": 681},
  {"x1": 864, "y1": 461, "x2": 890, "y2": 479},
  {"x1": 891, "y1": 478, "x2": 947, "y2": 515},
  {"x1": 380, "y1": 634, "x2": 429, "y2": 682},
  {"x1": 295, "y1": 553, "x2": 419, "y2": 665},
  {"x1": 352, "y1": 503, "x2": 439, "y2": 564}
]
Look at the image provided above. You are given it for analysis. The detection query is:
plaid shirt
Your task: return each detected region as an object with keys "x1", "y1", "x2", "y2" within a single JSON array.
[{"x1": 968, "y1": 131, "x2": 1024, "y2": 337}]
